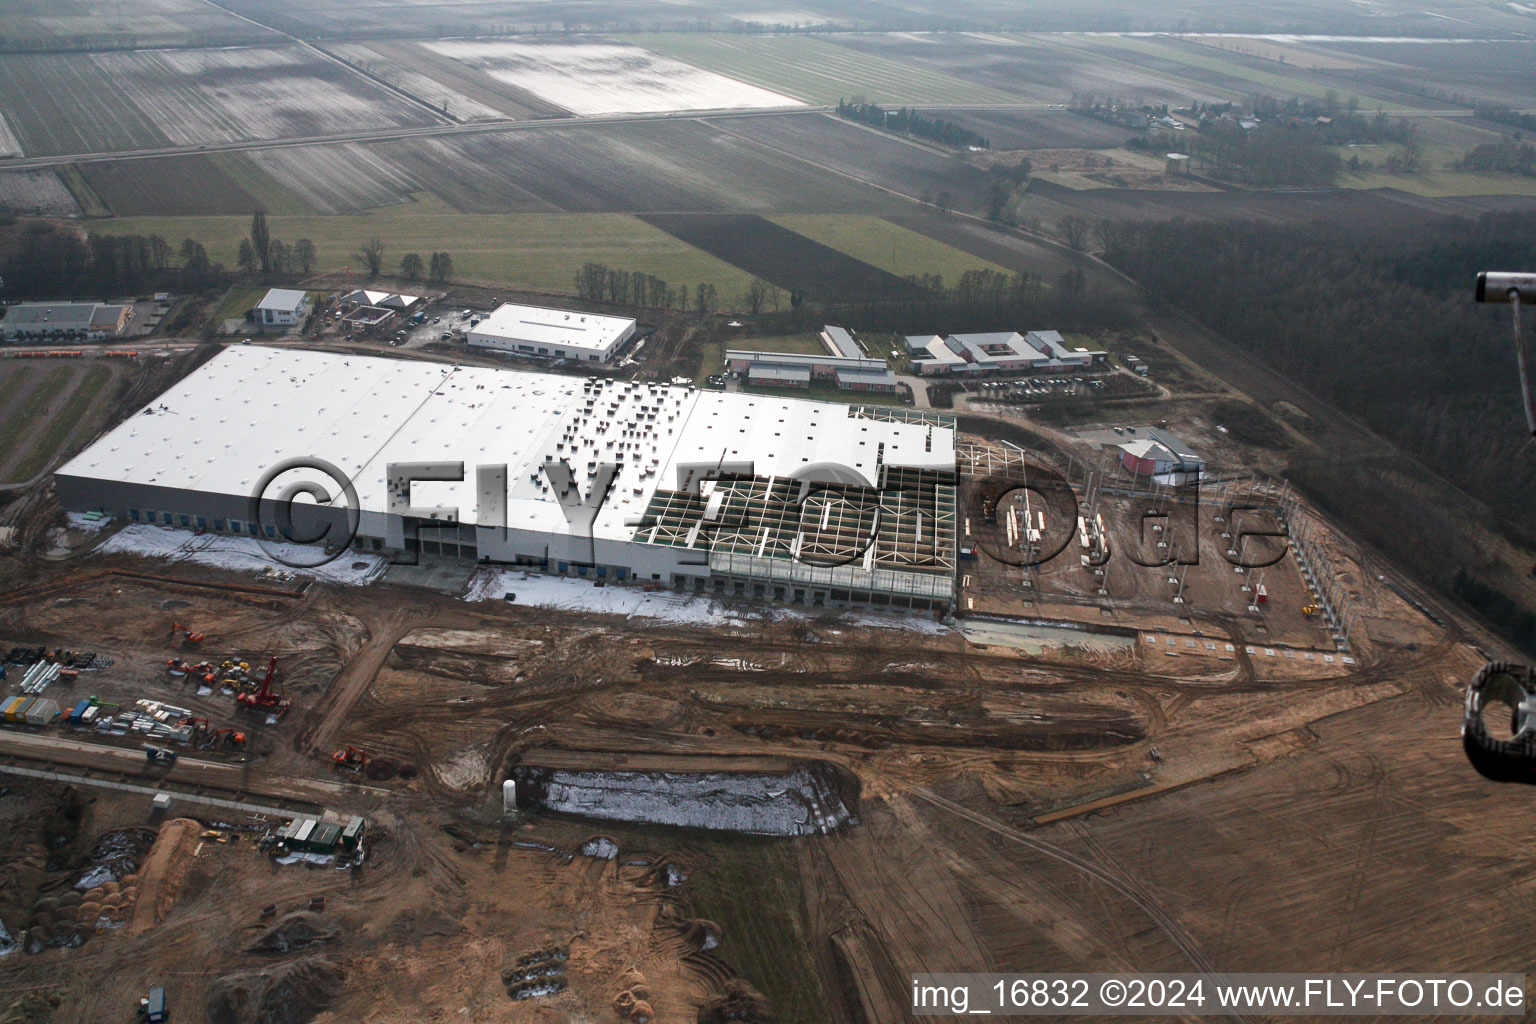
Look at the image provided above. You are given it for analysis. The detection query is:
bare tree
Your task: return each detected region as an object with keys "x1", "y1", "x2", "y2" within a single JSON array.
[
  {"x1": 355, "y1": 237, "x2": 385, "y2": 277},
  {"x1": 293, "y1": 238, "x2": 316, "y2": 275},
  {"x1": 1060, "y1": 215, "x2": 1089, "y2": 251},
  {"x1": 743, "y1": 277, "x2": 773, "y2": 315}
]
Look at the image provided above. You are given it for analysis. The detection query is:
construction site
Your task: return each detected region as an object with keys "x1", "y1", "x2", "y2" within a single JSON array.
[{"x1": 0, "y1": 333, "x2": 1519, "y2": 1024}]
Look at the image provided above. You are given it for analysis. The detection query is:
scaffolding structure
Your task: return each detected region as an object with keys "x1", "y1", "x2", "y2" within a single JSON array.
[{"x1": 632, "y1": 464, "x2": 957, "y2": 608}]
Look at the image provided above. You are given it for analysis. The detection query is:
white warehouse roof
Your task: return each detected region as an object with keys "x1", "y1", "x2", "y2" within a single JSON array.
[
  {"x1": 58, "y1": 347, "x2": 953, "y2": 547},
  {"x1": 469, "y1": 303, "x2": 636, "y2": 357}
]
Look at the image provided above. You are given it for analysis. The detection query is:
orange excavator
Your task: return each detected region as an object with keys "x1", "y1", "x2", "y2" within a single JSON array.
[
  {"x1": 167, "y1": 622, "x2": 204, "y2": 645},
  {"x1": 332, "y1": 746, "x2": 369, "y2": 771},
  {"x1": 215, "y1": 728, "x2": 247, "y2": 750},
  {"x1": 235, "y1": 656, "x2": 287, "y2": 716}
]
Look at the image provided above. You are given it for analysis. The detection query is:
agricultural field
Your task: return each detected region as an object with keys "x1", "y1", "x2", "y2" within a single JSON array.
[
  {"x1": 768, "y1": 213, "x2": 1011, "y2": 283},
  {"x1": 624, "y1": 32, "x2": 1025, "y2": 105},
  {"x1": 1302, "y1": 38, "x2": 1536, "y2": 110},
  {"x1": 52, "y1": 115, "x2": 918, "y2": 219},
  {"x1": 714, "y1": 112, "x2": 995, "y2": 215},
  {"x1": 93, "y1": 202, "x2": 760, "y2": 298},
  {"x1": 1337, "y1": 170, "x2": 1536, "y2": 199},
  {"x1": 243, "y1": 144, "x2": 417, "y2": 215},
  {"x1": 0, "y1": 168, "x2": 82, "y2": 218},
  {"x1": 377, "y1": 118, "x2": 894, "y2": 214},
  {"x1": 926, "y1": 107, "x2": 1135, "y2": 150},
  {"x1": 1022, "y1": 147, "x2": 1216, "y2": 192},
  {"x1": 0, "y1": 45, "x2": 440, "y2": 158},
  {"x1": 0, "y1": 0, "x2": 276, "y2": 50},
  {"x1": 639, "y1": 213, "x2": 917, "y2": 302},
  {"x1": 323, "y1": 41, "x2": 533, "y2": 121},
  {"x1": 419, "y1": 39, "x2": 803, "y2": 116},
  {"x1": 1070, "y1": 34, "x2": 1433, "y2": 112},
  {"x1": 0, "y1": 360, "x2": 121, "y2": 485},
  {"x1": 77, "y1": 156, "x2": 273, "y2": 218},
  {"x1": 829, "y1": 31, "x2": 1231, "y2": 108}
]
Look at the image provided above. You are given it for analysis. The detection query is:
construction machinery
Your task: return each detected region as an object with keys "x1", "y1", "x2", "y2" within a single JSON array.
[
  {"x1": 167, "y1": 622, "x2": 203, "y2": 645},
  {"x1": 1302, "y1": 603, "x2": 1319, "y2": 616},
  {"x1": 214, "y1": 727, "x2": 247, "y2": 750},
  {"x1": 136, "y1": 986, "x2": 168, "y2": 1024},
  {"x1": 332, "y1": 745, "x2": 369, "y2": 771},
  {"x1": 236, "y1": 656, "x2": 288, "y2": 715}
]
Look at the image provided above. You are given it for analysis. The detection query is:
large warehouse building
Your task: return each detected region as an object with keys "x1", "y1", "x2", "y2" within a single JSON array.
[
  {"x1": 466, "y1": 303, "x2": 636, "y2": 364},
  {"x1": 57, "y1": 347, "x2": 957, "y2": 609}
]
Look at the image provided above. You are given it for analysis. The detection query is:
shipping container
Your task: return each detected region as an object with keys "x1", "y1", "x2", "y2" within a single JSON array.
[
  {"x1": 292, "y1": 818, "x2": 318, "y2": 845},
  {"x1": 340, "y1": 816, "x2": 366, "y2": 850},
  {"x1": 26, "y1": 699, "x2": 59, "y2": 726},
  {"x1": 69, "y1": 699, "x2": 91, "y2": 722},
  {"x1": 309, "y1": 822, "x2": 342, "y2": 852},
  {"x1": 0, "y1": 697, "x2": 24, "y2": 721},
  {"x1": 8, "y1": 697, "x2": 37, "y2": 723}
]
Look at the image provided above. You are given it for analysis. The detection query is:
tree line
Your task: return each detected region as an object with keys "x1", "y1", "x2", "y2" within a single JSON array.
[
  {"x1": 836, "y1": 99, "x2": 989, "y2": 150},
  {"x1": 572, "y1": 262, "x2": 726, "y2": 315},
  {"x1": 1104, "y1": 212, "x2": 1536, "y2": 649},
  {"x1": 0, "y1": 220, "x2": 225, "y2": 296}
]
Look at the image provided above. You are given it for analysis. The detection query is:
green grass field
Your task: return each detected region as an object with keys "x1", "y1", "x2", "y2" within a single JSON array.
[
  {"x1": 56, "y1": 163, "x2": 110, "y2": 217},
  {"x1": 10, "y1": 364, "x2": 112, "y2": 481},
  {"x1": 0, "y1": 365, "x2": 73, "y2": 482},
  {"x1": 93, "y1": 197, "x2": 759, "y2": 300},
  {"x1": 732, "y1": 333, "x2": 833, "y2": 356},
  {"x1": 207, "y1": 152, "x2": 317, "y2": 217},
  {"x1": 769, "y1": 214, "x2": 1011, "y2": 287},
  {"x1": 624, "y1": 33, "x2": 1022, "y2": 105},
  {"x1": 1338, "y1": 170, "x2": 1536, "y2": 197},
  {"x1": 682, "y1": 836, "x2": 831, "y2": 1024},
  {"x1": 207, "y1": 285, "x2": 269, "y2": 332}
]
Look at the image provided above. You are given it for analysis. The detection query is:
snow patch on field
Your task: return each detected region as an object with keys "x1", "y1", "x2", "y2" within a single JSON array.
[
  {"x1": 0, "y1": 169, "x2": 79, "y2": 216},
  {"x1": 327, "y1": 42, "x2": 504, "y2": 121},
  {"x1": 530, "y1": 765, "x2": 852, "y2": 835},
  {"x1": 463, "y1": 568, "x2": 948, "y2": 633},
  {"x1": 465, "y1": 569, "x2": 747, "y2": 625},
  {"x1": 0, "y1": 112, "x2": 22, "y2": 158},
  {"x1": 87, "y1": 45, "x2": 433, "y2": 148},
  {"x1": 420, "y1": 40, "x2": 803, "y2": 116},
  {"x1": 97, "y1": 524, "x2": 388, "y2": 585}
]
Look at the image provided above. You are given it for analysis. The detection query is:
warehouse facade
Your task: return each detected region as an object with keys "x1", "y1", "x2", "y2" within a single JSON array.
[
  {"x1": 1, "y1": 301, "x2": 130, "y2": 341},
  {"x1": 467, "y1": 303, "x2": 636, "y2": 363},
  {"x1": 57, "y1": 347, "x2": 957, "y2": 609}
]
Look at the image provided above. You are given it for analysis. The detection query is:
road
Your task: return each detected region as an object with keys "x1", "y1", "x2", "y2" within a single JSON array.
[{"x1": 0, "y1": 726, "x2": 385, "y2": 809}]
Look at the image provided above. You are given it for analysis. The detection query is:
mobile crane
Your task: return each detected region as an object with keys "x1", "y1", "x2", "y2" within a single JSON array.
[{"x1": 235, "y1": 656, "x2": 288, "y2": 716}]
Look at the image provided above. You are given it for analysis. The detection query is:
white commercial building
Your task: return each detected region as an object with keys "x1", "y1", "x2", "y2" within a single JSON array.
[
  {"x1": 905, "y1": 329, "x2": 1106, "y2": 376},
  {"x1": 253, "y1": 288, "x2": 309, "y2": 332},
  {"x1": 467, "y1": 303, "x2": 637, "y2": 364},
  {"x1": 57, "y1": 347, "x2": 957, "y2": 609}
]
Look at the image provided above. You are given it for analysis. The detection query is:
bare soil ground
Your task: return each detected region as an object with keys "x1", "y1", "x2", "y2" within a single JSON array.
[{"x1": 0, "y1": 352, "x2": 1507, "y2": 1024}]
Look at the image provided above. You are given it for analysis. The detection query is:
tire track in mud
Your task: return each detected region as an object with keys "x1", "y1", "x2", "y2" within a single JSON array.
[{"x1": 912, "y1": 786, "x2": 1261, "y2": 1024}]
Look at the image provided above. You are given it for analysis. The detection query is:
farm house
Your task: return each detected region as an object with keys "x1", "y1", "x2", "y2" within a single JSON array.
[
  {"x1": 55, "y1": 347, "x2": 957, "y2": 609},
  {"x1": 466, "y1": 303, "x2": 636, "y2": 364}
]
